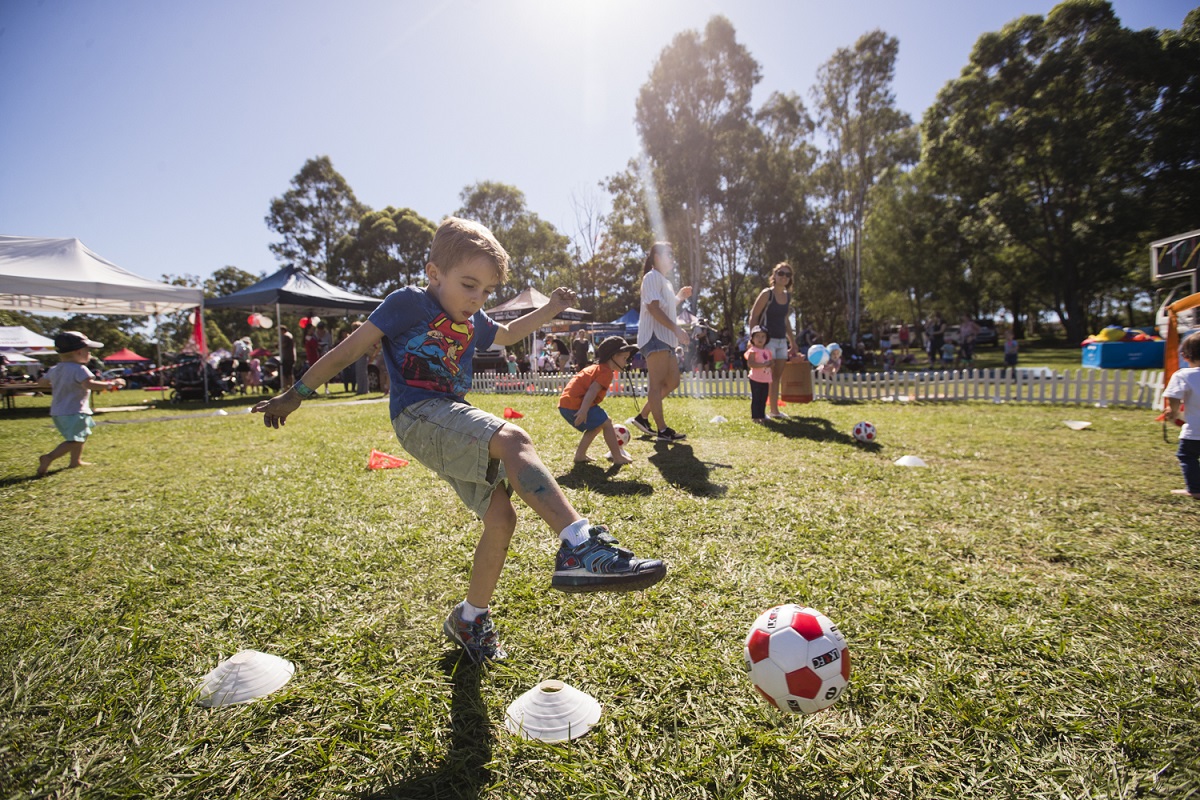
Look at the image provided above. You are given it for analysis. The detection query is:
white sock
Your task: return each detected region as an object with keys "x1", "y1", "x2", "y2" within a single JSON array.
[
  {"x1": 559, "y1": 518, "x2": 591, "y2": 548},
  {"x1": 462, "y1": 600, "x2": 488, "y2": 622}
]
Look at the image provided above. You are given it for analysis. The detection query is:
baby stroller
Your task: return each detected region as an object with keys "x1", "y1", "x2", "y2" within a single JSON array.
[{"x1": 170, "y1": 354, "x2": 226, "y2": 402}]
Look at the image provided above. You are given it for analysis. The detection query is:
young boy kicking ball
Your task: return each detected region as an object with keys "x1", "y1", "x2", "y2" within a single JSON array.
[
  {"x1": 253, "y1": 217, "x2": 666, "y2": 663},
  {"x1": 37, "y1": 331, "x2": 125, "y2": 477},
  {"x1": 558, "y1": 336, "x2": 638, "y2": 465}
]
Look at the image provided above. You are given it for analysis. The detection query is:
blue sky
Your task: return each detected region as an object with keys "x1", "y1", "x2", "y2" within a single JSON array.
[{"x1": 1, "y1": 0, "x2": 1193, "y2": 289}]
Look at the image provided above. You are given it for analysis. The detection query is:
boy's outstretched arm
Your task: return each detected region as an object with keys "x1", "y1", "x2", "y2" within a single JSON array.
[
  {"x1": 495, "y1": 288, "x2": 577, "y2": 346},
  {"x1": 253, "y1": 321, "x2": 383, "y2": 428}
]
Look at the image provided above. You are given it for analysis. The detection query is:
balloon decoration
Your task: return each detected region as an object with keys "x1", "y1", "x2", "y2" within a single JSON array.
[
  {"x1": 299, "y1": 317, "x2": 310, "y2": 329},
  {"x1": 256, "y1": 314, "x2": 273, "y2": 329}
]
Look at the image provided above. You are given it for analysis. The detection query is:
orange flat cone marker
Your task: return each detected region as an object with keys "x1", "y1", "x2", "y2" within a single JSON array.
[
  {"x1": 778, "y1": 399, "x2": 788, "y2": 407},
  {"x1": 368, "y1": 449, "x2": 410, "y2": 470},
  {"x1": 503, "y1": 407, "x2": 524, "y2": 419}
]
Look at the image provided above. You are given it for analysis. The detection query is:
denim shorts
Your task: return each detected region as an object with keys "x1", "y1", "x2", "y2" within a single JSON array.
[
  {"x1": 766, "y1": 338, "x2": 790, "y2": 361},
  {"x1": 640, "y1": 333, "x2": 673, "y2": 357},
  {"x1": 53, "y1": 413, "x2": 95, "y2": 443},
  {"x1": 559, "y1": 404, "x2": 610, "y2": 432},
  {"x1": 391, "y1": 397, "x2": 508, "y2": 520}
]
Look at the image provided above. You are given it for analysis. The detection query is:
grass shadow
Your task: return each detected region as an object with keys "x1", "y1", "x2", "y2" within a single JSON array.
[
  {"x1": 361, "y1": 652, "x2": 492, "y2": 800},
  {"x1": 556, "y1": 461, "x2": 654, "y2": 496},
  {"x1": 646, "y1": 441, "x2": 728, "y2": 497},
  {"x1": 768, "y1": 415, "x2": 857, "y2": 445},
  {"x1": 0, "y1": 405, "x2": 53, "y2": 420},
  {"x1": 0, "y1": 472, "x2": 50, "y2": 488}
]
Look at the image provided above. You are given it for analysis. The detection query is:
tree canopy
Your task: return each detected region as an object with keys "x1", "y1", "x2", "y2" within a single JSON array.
[
  {"x1": 920, "y1": 0, "x2": 1175, "y2": 341},
  {"x1": 159, "y1": 1, "x2": 1199, "y2": 359},
  {"x1": 265, "y1": 156, "x2": 368, "y2": 283}
]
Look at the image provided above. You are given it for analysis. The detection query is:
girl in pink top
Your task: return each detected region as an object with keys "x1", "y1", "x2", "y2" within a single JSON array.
[{"x1": 745, "y1": 327, "x2": 773, "y2": 423}]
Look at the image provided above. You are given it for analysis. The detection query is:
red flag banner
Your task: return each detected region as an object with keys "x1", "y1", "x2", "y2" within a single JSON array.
[{"x1": 193, "y1": 307, "x2": 207, "y2": 355}]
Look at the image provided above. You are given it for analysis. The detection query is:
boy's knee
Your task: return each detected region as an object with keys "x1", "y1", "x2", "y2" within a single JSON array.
[
  {"x1": 485, "y1": 492, "x2": 518, "y2": 534},
  {"x1": 491, "y1": 423, "x2": 532, "y2": 457}
]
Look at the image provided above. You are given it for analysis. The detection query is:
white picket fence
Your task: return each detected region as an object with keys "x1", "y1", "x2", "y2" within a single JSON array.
[{"x1": 473, "y1": 367, "x2": 1167, "y2": 409}]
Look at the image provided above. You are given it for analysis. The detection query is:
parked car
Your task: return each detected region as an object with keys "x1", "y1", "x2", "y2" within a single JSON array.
[
  {"x1": 472, "y1": 343, "x2": 508, "y2": 373},
  {"x1": 943, "y1": 320, "x2": 997, "y2": 347},
  {"x1": 975, "y1": 320, "x2": 998, "y2": 347}
]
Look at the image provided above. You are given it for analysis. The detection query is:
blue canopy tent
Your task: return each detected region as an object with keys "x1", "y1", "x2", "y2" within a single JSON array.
[
  {"x1": 205, "y1": 265, "x2": 381, "y2": 315},
  {"x1": 612, "y1": 308, "x2": 639, "y2": 335},
  {"x1": 206, "y1": 266, "x2": 382, "y2": 393}
]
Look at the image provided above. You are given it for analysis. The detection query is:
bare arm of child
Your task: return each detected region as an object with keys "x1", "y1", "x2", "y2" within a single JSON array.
[
  {"x1": 574, "y1": 380, "x2": 603, "y2": 427},
  {"x1": 83, "y1": 377, "x2": 124, "y2": 391},
  {"x1": 1166, "y1": 397, "x2": 1182, "y2": 422},
  {"x1": 254, "y1": 321, "x2": 383, "y2": 428},
  {"x1": 746, "y1": 349, "x2": 770, "y2": 367}
]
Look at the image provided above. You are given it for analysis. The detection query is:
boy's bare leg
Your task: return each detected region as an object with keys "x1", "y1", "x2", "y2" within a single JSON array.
[
  {"x1": 65, "y1": 442, "x2": 90, "y2": 468},
  {"x1": 466, "y1": 487, "x2": 517, "y2": 609},
  {"x1": 601, "y1": 421, "x2": 632, "y2": 464},
  {"x1": 37, "y1": 441, "x2": 80, "y2": 476},
  {"x1": 489, "y1": 425, "x2": 581, "y2": 534},
  {"x1": 573, "y1": 427, "x2": 602, "y2": 462}
]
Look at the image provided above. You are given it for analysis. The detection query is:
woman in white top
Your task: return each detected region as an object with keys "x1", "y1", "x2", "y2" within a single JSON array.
[{"x1": 629, "y1": 242, "x2": 692, "y2": 441}]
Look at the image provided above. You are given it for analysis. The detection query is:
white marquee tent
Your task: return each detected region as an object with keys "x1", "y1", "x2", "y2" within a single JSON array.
[
  {"x1": 0, "y1": 235, "x2": 204, "y2": 315},
  {"x1": 0, "y1": 325, "x2": 56, "y2": 353}
]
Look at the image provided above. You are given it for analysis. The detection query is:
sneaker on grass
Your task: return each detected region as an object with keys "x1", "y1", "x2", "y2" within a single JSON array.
[
  {"x1": 552, "y1": 526, "x2": 667, "y2": 593},
  {"x1": 656, "y1": 426, "x2": 686, "y2": 442},
  {"x1": 443, "y1": 602, "x2": 507, "y2": 663},
  {"x1": 627, "y1": 415, "x2": 654, "y2": 436}
]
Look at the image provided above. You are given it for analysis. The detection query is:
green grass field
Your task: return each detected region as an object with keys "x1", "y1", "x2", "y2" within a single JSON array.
[{"x1": 2, "y1": 385, "x2": 1197, "y2": 799}]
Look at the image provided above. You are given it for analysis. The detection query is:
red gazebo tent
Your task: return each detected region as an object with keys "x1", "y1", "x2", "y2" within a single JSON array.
[{"x1": 103, "y1": 347, "x2": 149, "y2": 363}]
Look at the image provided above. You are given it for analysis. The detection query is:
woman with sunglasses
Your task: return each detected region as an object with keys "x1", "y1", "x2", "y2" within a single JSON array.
[{"x1": 747, "y1": 263, "x2": 799, "y2": 418}]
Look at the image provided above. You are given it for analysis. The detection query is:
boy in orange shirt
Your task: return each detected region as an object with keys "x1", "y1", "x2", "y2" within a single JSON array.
[{"x1": 559, "y1": 336, "x2": 637, "y2": 464}]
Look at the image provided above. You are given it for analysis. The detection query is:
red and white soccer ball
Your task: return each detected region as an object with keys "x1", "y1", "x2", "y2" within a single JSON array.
[
  {"x1": 744, "y1": 604, "x2": 850, "y2": 715},
  {"x1": 852, "y1": 421, "x2": 876, "y2": 443},
  {"x1": 613, "y1": 423, "x2": 631, "y2": 447}
]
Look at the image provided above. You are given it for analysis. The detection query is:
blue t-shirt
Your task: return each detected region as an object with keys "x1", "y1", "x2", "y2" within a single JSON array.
[{"x1": 368, "y1": 286, "x2": 499, "y2": 420}]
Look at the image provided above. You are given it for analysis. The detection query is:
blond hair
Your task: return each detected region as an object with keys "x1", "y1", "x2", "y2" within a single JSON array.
[{"x1": 429, "y1": 217, "x2": 510, "y2": 283}]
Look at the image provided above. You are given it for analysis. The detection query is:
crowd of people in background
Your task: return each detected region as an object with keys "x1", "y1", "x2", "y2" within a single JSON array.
[{"x1": 0, "y1": 306, "x2": 1015, "y2": 406}]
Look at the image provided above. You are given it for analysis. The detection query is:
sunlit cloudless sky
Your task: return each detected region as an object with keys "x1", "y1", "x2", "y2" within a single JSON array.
[{"x1": 1, "y1": 0, "x2": 1193, "y2": 289}]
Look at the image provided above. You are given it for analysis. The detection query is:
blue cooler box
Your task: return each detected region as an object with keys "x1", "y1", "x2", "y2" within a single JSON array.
[{"x1": 1081, "y1": 341, "x2": 1164, "y2": 369}]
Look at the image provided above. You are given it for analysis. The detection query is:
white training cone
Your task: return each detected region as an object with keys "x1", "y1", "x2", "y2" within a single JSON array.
[
  {"x1": 710, "y1": 415, "x2": 728, "y2": 424},
  {"x1": 504, "y1": 680, "x2": 602, "y2": 742},
  {"x1": 894, "y1": 455, "x2": 928, "y2": 467},
  {"x1": 1063, "y1": 420, "x2": 1092, "y2": 430},
  {"x1": 196, "y1": 649, "x2": 295, "y2": 707}
]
